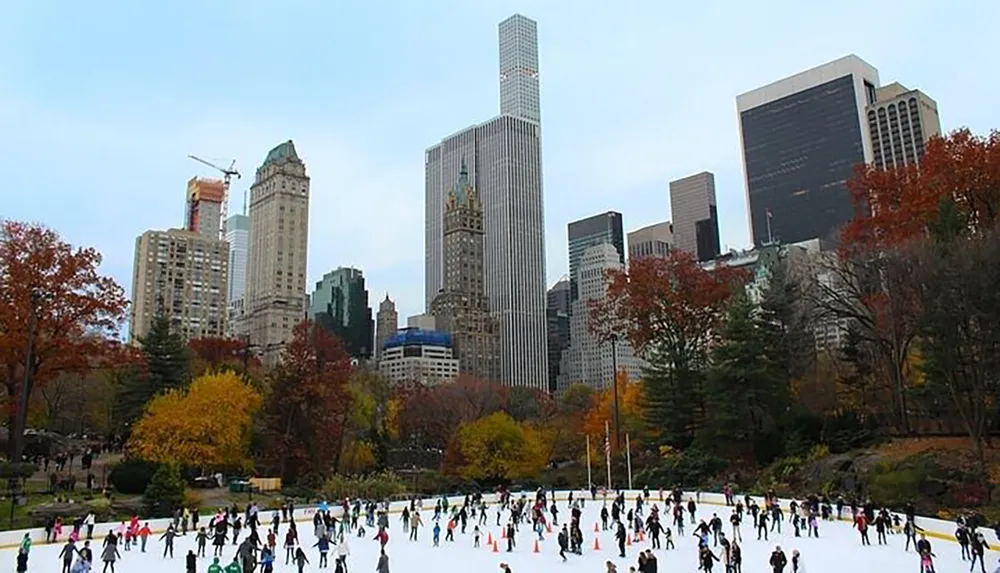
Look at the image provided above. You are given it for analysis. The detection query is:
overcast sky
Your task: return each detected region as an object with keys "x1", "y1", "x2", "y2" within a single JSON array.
[{"x1": 2, "y1": 0, "x2": 998, "y2": 323}]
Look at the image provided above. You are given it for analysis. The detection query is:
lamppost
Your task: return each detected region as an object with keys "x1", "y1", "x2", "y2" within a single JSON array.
[{"x1": 609, "y1": 336, "x2": 621, "y2": 452}]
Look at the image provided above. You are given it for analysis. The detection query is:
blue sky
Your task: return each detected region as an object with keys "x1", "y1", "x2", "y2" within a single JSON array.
[{"x1": 2, "y1": 0, "x2": 999, "y2": 323}]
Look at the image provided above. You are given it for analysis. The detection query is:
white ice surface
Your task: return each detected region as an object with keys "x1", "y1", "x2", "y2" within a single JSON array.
[{"x1": 4, "y1": 495, "x2": 997, "y2": 573}]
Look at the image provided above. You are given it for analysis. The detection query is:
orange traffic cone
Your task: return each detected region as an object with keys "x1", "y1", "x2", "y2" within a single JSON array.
[
  {"x1": 593, "y1": 536, "x2": 601, "y2": 551},
  {"x1": 594, "y1": 522, "x2": 599, "y2": 533},
  {"x1": 501, "y1": 528, "x2": 507, "y2": 539},
  {"x1": 546, "y1": 523, "x2": 552, "y2": 533},
  {"x1": 626, "y1": 533, "x2": 632, "y2": 546},
  {"x1": 533, "y1": 539, "x2": 540, "y2": 553},
  {"x1": 638, "y1": 530, "x2": 645, "y2": 542},
  {"x1": 487, "y1": 532, "x2": 493, "y2": 546},
  {"x1": 492, "y1": 540, "x2": 499, "y2": 552}
]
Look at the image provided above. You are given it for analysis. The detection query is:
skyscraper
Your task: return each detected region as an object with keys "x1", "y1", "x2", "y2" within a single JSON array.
[
  {"x1": 224, "y1": 214, "x2": 250, "y2": 302},
  {"x1": 245, "y1": 140, "x2": 310, "y2": 365},
  {"x1": 431, "y1": 163, "x2": 500, "y2": 382},
  {"x1": 130, "y1": 228, "x2": 229, "y2": 343},
  {"x1": 184, "y1": 177, "x2": 225, "y2": 239},
  {"x1": 737, "y1": 55, "x2": 879, "y2": 247},
  {"x1": 567, "y1": 212, "x2": 624, "y2": 302},
  {"x1": 375, "y1": 294, "x2": 398, "y2": 362},
  {"x1": 866, "y1": 83, "x2": 941, "y2": 170},
  {"x1": 546, "y1": 278, "x2": 570, "y2": 393},
  {"x1": 670, "y1": 172, "x2": 720, "y2": 262},
  {"x1": 557, "y1": 243, "x2": 644, "y2": 393},
  {"x1": 627, "y1": 221, "x2": 673, "y2": 262},
  {"x1": 425, "y1": 14, "x2": 547, "y2": 389},
  {"x1": 499, "y1": 14, "x2": 541, "y2": 123},
  {"x1": 309, "y1": 267, "x2": 374, "y2": 360}
]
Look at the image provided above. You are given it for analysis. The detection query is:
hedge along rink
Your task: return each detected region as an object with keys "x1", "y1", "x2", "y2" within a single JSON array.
[{"x1": 0, "y1": 489, "x2": 991, "y2": 552}]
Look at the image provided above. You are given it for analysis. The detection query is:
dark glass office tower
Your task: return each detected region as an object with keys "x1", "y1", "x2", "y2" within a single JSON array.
[{"x1": 737, "y1": 55, "x2": 879, "y2": 247}]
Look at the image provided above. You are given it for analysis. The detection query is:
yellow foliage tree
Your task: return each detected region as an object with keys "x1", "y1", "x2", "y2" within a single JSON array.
[
  {"x1": 451, "y1": 412, "x2": 548, "y2": 482},
  {"x1": 582, "y1": 370, "x2": 646, "y2": 453},
  {"x1": 128, "y1": 371, "x2": 262, "y2": 471}
]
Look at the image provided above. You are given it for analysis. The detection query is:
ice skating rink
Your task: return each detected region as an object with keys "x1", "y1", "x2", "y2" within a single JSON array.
[{"x1": 3, "y1": 493, "x2": 994, "y2": 573}]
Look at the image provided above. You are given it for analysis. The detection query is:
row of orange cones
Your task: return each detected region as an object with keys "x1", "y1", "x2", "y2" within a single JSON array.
[{"x1": 482, "y1": 526, "x2": 645, "y2": 553}]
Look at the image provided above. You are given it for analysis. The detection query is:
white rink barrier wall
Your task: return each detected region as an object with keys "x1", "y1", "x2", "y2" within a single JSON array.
[{"x1": 0, "y1": 489, "x2": 984, "y2": 551}]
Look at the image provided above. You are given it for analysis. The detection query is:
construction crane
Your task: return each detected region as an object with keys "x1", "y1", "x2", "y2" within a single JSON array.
[{"x1": 188, "y1": 155, "x2": 241, "y2": 238}]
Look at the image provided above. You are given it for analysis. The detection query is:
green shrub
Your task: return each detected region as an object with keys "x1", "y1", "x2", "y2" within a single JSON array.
[
  {"x1": 867, "y1": 466, "x2": 923, "y2": 508},
  {"x1": 109, "y1": 458, "x2": 159, "y2": 495},
  {"x1": 144, "y1": 464, "x2": 186, "y2": 517},
  {"x1": 0, "y1": 461, "x2": 38, "y2": 480},
  {"x1": 321, "y1": 471, "x2": 409, "y2": 500}
]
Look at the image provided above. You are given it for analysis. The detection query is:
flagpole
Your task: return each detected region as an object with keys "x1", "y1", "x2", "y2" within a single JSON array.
[
  {"x1": 586, "y1": 435, "x2": 593, "y2": 490},
  {"x1": 626, "y1": 433, "x2": 633, "y2": 490},
  {"x1": 766, "y1": 209, "x2": 774, "y2": 244},
  {"x1": 605, "y1": 420, "x2": 612, "y2": 491}
]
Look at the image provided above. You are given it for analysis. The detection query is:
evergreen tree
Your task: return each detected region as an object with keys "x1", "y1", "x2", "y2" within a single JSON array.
[
  {"x1": 642, "y1": 343, "x2": 706, "y2": 450},
  {"x1": 758, "y1": 255, "x2": 813, "y2": 379},
  {"x1": 115, "y1": 313, "x2": 190, "y2": 430},
  {"x1": 701, "y1": 294, "x2": 791, "y2": 463}
]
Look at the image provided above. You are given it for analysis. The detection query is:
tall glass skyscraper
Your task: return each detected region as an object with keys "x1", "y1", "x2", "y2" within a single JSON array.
[
  {"x1": 737, "y1": 55, "x2": 879, "y2": 247},
  {"x1": 425, "y1": 14, "x2": 547, "y2": 389},
  {"x1": 567, "y1": 212, "x2": 624, "y2": 302}
]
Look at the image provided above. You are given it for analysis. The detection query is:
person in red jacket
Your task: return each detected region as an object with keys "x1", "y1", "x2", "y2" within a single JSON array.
[
  {"x1": 854, "y1": 513, "x2": 871, "y2": 546},
  {"x1": 138, "y1": 523, "x2": 152, "y2": 552},
  {"x1": 374, "y1": 527, "x2": 389, "y2": 550}
]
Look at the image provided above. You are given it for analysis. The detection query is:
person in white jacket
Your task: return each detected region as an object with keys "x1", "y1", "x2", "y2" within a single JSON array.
[
  {"x1": 336, "y1": 535, "x2": 350, "y2": 572},
  {"x1": 84, "y1": 513, "x2": 96, "y2": 540}
]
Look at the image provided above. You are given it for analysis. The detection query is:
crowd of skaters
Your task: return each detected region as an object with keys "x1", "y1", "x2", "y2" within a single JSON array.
[{"x1": 11, "y1": 483, "x2": 1000, "y2": 573}]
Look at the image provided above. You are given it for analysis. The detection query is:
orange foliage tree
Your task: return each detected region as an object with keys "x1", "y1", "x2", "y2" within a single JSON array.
[
  {"x1": 259, "y1": 321, "x2": 353, "y2": 484},
  {"x1": 843, "y1": 129, "x2": 1000, "y2": 251},
  {"x1": 589, "y1": 250, "x2": 747, "y2": 448},
  {"x1": 128, "y1": 371, "x2": 261, "y2": 470},
  {"x1": 188, "y1": 337, "x2": 251, "y2": 377},
  {"x1": 582, "y1": 371, "x2": 646, "y2": 454},
  {"x1": 0, "y1": 220, "x2": 129, "y2": 460}
]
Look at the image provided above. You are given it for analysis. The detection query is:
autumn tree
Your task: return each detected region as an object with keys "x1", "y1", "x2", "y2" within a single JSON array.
[
  {"x1": 115, "y1": 313, "x2": 191, "y2": 430},
  {"x1": 396, "y1": 376, "x2": 505, "y2": 450},
  {"x1": 128, "y1": 371, "x2": 261, "y2": 470},
  {"x1": 260, "y1": 320, "x2": 352, "y2": 484},
  {"x1": 447, "y1": 412, "x2": 548, "y2": 484},
  {"x1": 581, "y1": 371, "x2": 646, "y2": 453},
  {"x1": 0, "y1": 220, "x2": 129, "y2": 460},
  {"x1": 339, "y1": 368, "x2": 392, "y2": 474},
  {"x1": 188, "y1": 337, "x2": 251, "y2": 378},
  {"x1": 590, "y1": 250, "x2": 747, "y2": 448}
]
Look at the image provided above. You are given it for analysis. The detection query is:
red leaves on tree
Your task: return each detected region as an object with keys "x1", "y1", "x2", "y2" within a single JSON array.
[
  {"x1": 187, "y1": 336, "x2": 260, "y2": 377},
  {"x1": 396, "y1": 375, "x2": 506, "y2": 451},
  {"x1": 259, "y1": 320, "x2": 352, "y2": 484},
  {"x1": 0, "y1": 220, "x2": 128, "y2": 459},
  {"x1": 588, "y1": 249, "x2": 748, "y2": 354},
  {"x1": 842, "y1": 129, "x2": 1000, "y2": 253}
]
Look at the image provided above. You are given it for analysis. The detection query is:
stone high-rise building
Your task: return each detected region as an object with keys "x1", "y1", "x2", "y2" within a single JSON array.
[
  {"x1": 865, "y1": 83, "x2": 941, "y2": 170},
  {"x1": 224, "y1": 214, "x2": 249, "y2": 339},
  {"x1": 245, "y1": 140, "x2": 310, "y2": 364},
  {"x1": 130, "y1": 228, "x2": 229, "y2": 343},
  {"x1": 431, "y1": 162, "x2": 500, "y2": 382},
  {"x1": 375, "y1": 294, "x2": 398, "y2": 362},
  {"x1": 557, "y1": 243, "x2": 644, "y2": 392},
  {"x1": 627, "y1": 221, "x2": 673, "y2": 262},
  {"x1": 425, "y1": 14, "x2": 547, "y2": 389}
]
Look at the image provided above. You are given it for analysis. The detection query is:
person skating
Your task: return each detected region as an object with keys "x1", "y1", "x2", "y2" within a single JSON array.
[
  {"x1": 376, "y1": 549, "x2": 390, "y2": 573},
  {"x1": 259, "y1": 546, "x2": 275, "y2": 573},
  {"x1": 875, "y1": 512, "x2": 888, "y2": 545},
  {"x1": 314, "y1": 534, "x2": 331, "y2": 567},
  {"x1": 293, "y1": 547, "x2": 310, "y2": 573},
  {"x1": 100, "y1": 539, "x2": 120, "y2": 573},
  {"x1": 904, "y1": 520, "x2": 924, "y2": 551},
  {"x1": 769, "y1": 546, "x2": 787, "y2": 573},
  {"x1": 432, "y1": 521, "x2": 441, "y2": 547},
  {"x1": 958, "y1": 524, "x2": 972, "y2": 560},
  {"x1": 729, "y1": 511, "x2": 742, "y2": 542},
  {"x1": 757, "y1": 511, "x2": 769, "y2": 541},
  {"x1": 160, "y1": 525, "x2": 178, "y2": 558},
  {"x1": 16, "y1": 549, "x2": 28, "y2": 573},
  {"x1": 971, "y1": 531, "x2": 990, "y2": 573},
  {"x1": 557, "y1": 524, "x2": 569, "y2": 561},
  {"x1": 854, "y1": 512, "x2": 870, "y2": 546},
  {"x1": 224, "y1": 556, "x2": 242, "y2": 573},
  {"x1": 186, "y1": 549, "x2": 197, "y2": 573},
  {"x1": 409, "y1": 511, "x2": 423, "y2": 541},
  {"x1": 337, "y1": 533, "x2": 351, "y2": 572},
  {"x1": 616, "y1": 520, "x2": 628, "y2": 558},
  {"x1": 59, "y1": 539, "x2": 79, "y2": 573},
  {"x1": 731, "y1": 542, "x2": 743, "y2": 573},
  {"x1": 700, "y1": 545, "x2": 720, "y2": 572},
  {"x1": 506, "y1": 522, "x2": 516, "y2": 552},
  {"x1": 791, "y1": 549, "x2": 803, "y2": 573},
  {"x1": 207, "y1": 556, "x2": 224, "y2": 573}
]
